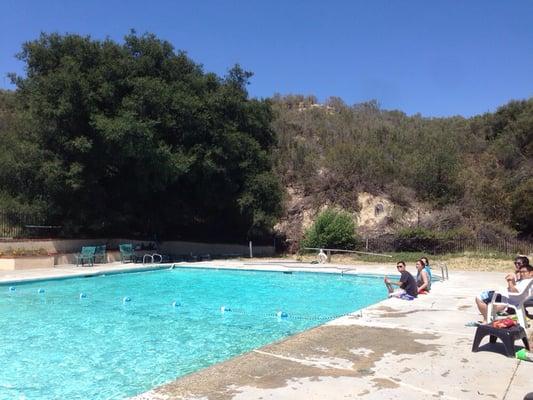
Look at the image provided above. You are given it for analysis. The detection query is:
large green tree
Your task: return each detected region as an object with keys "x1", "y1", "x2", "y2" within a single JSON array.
[{"x1": 7, "y1": 32, "x2": 282, "y2": 240}]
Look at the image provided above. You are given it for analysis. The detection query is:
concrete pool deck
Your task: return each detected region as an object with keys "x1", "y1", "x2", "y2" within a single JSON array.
[{"x1": 1, "y1": 260, "x2": 531, "y2": 399}]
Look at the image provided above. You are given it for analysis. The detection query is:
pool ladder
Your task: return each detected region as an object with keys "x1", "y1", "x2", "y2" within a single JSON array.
[
  {"x1": 143, "y1": 253, "x2": 163, "y2": 264},
  {"x1": 439, "y1": 263, "x2": 449, "y2": 281}
]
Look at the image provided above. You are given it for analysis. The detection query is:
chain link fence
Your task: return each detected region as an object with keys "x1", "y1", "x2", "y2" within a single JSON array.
[{"x1": 362, "y1": 235, "x2": 533, "y2": 255}]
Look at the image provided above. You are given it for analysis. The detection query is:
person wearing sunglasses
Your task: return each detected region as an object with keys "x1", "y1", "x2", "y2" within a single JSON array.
[
  {"x1": 513, "y1": 256, "x2": 529, "y2": 281},
  {"x1": 472, "y1": 256, "x2": 531, "y2": 325},
  {"x1": 384, "y1": 261, "x2": 418, "y2": 298}
]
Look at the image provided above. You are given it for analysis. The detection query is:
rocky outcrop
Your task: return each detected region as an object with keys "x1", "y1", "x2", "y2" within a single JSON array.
[{"x1": 274, "y1": 189, "x2": 424, "y2": 251}]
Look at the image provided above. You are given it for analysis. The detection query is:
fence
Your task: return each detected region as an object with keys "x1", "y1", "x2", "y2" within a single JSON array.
[
  {"x1": 0, "y1": 212, "x2": 61, "y2": 239},
  {"x1": 362, "y1": 236, "x2": 533, "y2": 256}
]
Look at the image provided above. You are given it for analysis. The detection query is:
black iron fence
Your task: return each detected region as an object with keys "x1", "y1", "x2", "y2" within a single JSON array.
[
  {"x1": 0, "y1": 212, "x2": 61, "y2": 239},
  {"x1": 362, "y1": 236, "x2": 533, "y2": 255}
]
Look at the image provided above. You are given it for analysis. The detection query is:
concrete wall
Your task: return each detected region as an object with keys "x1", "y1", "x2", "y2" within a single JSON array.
[
  {"x1": 0, "y1": 256, "x2": 55, "y2": 270},
  {"x1": 0, "y1": 239, "x2": 107, "y2": 254},
  {"x1": 0, "y1": 238, "x2": 275, "y2": 261}
]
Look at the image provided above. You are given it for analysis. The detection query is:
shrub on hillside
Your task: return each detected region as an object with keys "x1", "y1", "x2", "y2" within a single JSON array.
[
  {"x1": 394, "y1": 227, "x2": 437, "y2": 252},
  {"x1": 394, "y1": 227, "x2": 475, "y2": 253},
  {"x1": 386, "y1": 181, "x2": 414, "y2": 208},
  {"x1": 301, "y1": 209, "x2": 358, "y2": 250},
  {"x1": 475, "y1": 221, "x2": 517, "y2": 243},
  {"x1": 510, "y1": 180, "x2": 533, "y2": 235}
]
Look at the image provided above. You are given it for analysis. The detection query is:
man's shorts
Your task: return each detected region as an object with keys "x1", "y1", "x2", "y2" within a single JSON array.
[
  {"x1": 389, "y1": 289, "x2": 406, "y2": 298},
  {"x1": 480, "y1": 290, "x2": 502, "y2": 304}
]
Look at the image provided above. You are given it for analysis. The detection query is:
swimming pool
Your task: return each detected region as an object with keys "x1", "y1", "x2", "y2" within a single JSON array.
[{"x1": 0, "y1": 267, "x2": 387, "y2": 399}]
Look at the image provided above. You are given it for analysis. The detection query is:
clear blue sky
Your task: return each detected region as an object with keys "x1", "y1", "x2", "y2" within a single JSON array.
[{"x1": 1, "y1": 0, "x2": 532, "y2": 117}]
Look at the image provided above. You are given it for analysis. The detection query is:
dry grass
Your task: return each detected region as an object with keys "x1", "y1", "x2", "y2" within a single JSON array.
[
  {"x1": 438, "y1": 254, "x2": 512, "y2": 272},
  {"x1": 270, "y1": 251, "x2": 523, "y2": 272}
]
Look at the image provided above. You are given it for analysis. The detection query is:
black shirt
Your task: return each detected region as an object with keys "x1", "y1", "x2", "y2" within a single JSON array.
[{"x1": 400, "y1": 270, "x2": 418, "y2": 297}]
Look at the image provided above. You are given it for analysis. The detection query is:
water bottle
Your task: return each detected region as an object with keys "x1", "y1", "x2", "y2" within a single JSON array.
[{"x1": 516, "y1": 349, "x2": 533, "y2": 362}]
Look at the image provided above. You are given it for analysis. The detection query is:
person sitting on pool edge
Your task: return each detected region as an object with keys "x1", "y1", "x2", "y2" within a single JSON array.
[
  {"x1": 384, "y1": 261, "x2": 418, "y2": 298},
  {"x1": 415, "y1": 259, "x2": 431, "y2": 294},
  {"x1": 420, "y1": 256, "x2": 433, "y2": 281}
]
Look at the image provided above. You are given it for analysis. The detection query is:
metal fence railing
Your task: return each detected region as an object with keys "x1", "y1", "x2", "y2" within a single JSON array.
[
  {"x1": 362, "y1": 236, "x2": 533, "y2": 256},
  {"x1": 0, "y1": 212, "x2": 61, "y2": 239}
]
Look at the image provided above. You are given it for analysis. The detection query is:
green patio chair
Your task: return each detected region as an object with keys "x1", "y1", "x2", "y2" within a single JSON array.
[
  {"x1": 119, "y1": 243, "x2": 135, "y2": 263},
  {"x1": 94, "y1": 245, "x2": 107, "y2": 264},
  {"x1": 76, "y1": 246, "x2": 96, "y2": 267}
]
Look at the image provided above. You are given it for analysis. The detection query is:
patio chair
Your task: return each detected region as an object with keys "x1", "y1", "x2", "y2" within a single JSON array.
[
  {"x1": 119, "y1": 243, "x2": 135, "y2": 263},
  {"x1": 525, "y1": 297, "x2": 533, "y2": 319},
  {"x1": 76, "y1": 246, "x2": 96, "y2": 267},
  {"x1": 94, "y1": 245, "x2": 107, "y2": 264},
  {"x1": 488, "y1": 279, "x2": 533, "y2": 329}
]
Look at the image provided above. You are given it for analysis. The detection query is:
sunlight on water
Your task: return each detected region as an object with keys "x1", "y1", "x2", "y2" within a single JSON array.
[{"x1": 0, "y1": 267, "x2": 386, "y2": 399}]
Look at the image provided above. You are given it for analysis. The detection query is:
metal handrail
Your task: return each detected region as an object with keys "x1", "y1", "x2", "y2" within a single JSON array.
[
  {"x1": 304, "y1": 247, "x2": 393, "y2": 264},
  {"x1": 142, "y1": 253, "x2": 163, "y2": 264},
  {"x1": 303, "y1": 247, "x2": 393, "y2": 257},
  {"x1": 438, "y1": 263, "x2": 449, "y2": 281}
]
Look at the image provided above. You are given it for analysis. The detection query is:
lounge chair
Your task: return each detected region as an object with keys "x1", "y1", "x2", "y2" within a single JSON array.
[
  {"x1": 94, "y1": 245, "x2": 107, "y2": 264},
  {"x1": 488, "y1": 279, "x2": 533, "y2": 329},
  {"x1": 119, "y1": 243, "x2": 135, "y2": 263},
  {"x1": 76, "y1": 246, "x2": 96, "y2": 267},
  {"x1": 525, "y1": 298, "x2": 533, "y2": 319}
]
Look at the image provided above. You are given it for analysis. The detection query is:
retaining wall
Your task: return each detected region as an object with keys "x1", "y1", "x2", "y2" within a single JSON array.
[{"x1": 0, "y1": 239, "x2": 274, "y2": 268}]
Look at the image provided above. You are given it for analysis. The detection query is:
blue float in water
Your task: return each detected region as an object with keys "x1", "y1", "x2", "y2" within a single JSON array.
[
  {"x1": 38, "y1": 288, "x2": 45, "y2": 294},
  {"x1": 8, "y1": 286, "x2": 15, "y2": 292},
  {"x1": 171, "y1": 301, "x2": 181, "y2": 307},
  {"x1": 79, "y1": 293, "x2": 87, "y2": 299},
  {"x1": 122, "y1": 296, "x2": 131, "y2": 303},
  {"x1": 277, "y1": 311, "x2": 288, "y2": 319}
]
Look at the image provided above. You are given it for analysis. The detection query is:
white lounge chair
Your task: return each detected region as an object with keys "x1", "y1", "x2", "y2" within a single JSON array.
[{"x1": 488, "y1": 278, "x2": 533, "y2": 328}]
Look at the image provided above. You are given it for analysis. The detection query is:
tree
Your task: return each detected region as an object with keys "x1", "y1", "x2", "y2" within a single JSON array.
[
  {"x1": 0, "y1": 90, "x2": 46, "y2": 218},
  {"x1": 8, "y1": 32, "x2": 282, "y2": 240}
]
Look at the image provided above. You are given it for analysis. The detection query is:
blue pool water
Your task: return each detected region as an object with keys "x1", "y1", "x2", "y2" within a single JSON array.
[{"x1": 0, "y1": 267, "x2": 387, "y2": 399}]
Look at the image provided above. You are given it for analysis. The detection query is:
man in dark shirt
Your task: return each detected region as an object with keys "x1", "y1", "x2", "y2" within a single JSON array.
[{"x1": 384, "y1": 261, "x2": 418, "y2": 298}]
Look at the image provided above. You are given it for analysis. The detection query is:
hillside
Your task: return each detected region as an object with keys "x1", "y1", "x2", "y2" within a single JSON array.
[{"x1": 271, "y1": 95, "x2": 533, "y2": 249}]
